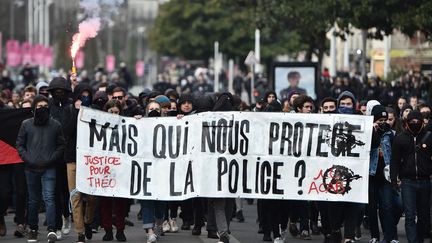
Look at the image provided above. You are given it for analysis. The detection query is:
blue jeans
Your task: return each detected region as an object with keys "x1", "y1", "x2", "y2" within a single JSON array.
[
  {"x1": 368, "y1": 176, "x2": 397, "y2": 242},
  {"x1": 401, "y1": 179, "x2": 431, "y2": 243},
  {"x1": 140, "y1": 200, "x2": 166, "y2": 229},
  {"x1": 25, "y1": 168, "x2": 56, "y2": 231}
]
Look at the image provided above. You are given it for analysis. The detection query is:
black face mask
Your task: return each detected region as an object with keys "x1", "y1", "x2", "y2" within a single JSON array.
[
  {"x1": 148, "y1": 110, "x2": 161, "y2": 117},
  {"x1": 377, "y1": 122, "x2": 391, "y2": 135},
  {"x1": 52, "y1": 94, "x2": 69, "y2": 106},
  {"x1": 407, "y1": 122, "x2": 423, "y2": 136},
  {"x1": 93, "y1": 99, "x2": 107, "y2": 110},
  {"x1": 80, "y1": 95, "x2": 92, "y2": 107},
  {"x1": 422, "y1": 112, "x2": 431, "y2": 120},
  {"x1": 167, "y1": 110, "x2": 178, "y2": 117},
  {"x1": 34, "y1": 107, "x2": 50, "y2": 126},
  {"x1": 40, "y1": 92, "x2": 50, "y2": 98}
]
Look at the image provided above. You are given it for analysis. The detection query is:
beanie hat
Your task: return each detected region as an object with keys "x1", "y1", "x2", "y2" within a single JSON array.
[
  {"x1": 178, "y1": 93, "x2": 194, "y2": 106},
  {"x1": 371, "y1": 105, "x2": 388, "y2": 122},
  {"x1": 154, "y1": 95, "x2": 171, "y2": 108}
]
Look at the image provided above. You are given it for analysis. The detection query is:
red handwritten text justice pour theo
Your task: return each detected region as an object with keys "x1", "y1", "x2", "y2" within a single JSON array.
[{"x1": 84, "y1": 155, "x2": 120, "y2": 188}]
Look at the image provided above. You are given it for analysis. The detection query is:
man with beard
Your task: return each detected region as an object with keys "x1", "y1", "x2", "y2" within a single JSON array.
[
  {"x1": 391, "y1": 110, "x2": 432, "y2": 243},
  {"x1": 16, "y1": 95, "x2": 66, "y2": 243}
]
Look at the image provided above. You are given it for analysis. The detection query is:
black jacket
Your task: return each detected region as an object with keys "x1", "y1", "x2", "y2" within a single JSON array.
[
  {"x1": 63, "y1": 106, "x2": 79, "y2": 163},
  {"x1": 63, "y1": 83, "x2": 93, "y2": 163},
  {"x1": 391, "y1": 129, "x2": 432, "y2": 182},
  {"x1": 16, "y1": 118, "x2": 66, "y2": 170}
]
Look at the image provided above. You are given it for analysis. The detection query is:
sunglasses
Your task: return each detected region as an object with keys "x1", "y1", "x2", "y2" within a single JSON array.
[{"x1": 112, "y1": 96, "x2": 124, "y2": 100}]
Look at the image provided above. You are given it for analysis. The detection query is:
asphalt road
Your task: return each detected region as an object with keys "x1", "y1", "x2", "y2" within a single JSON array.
[{"x1": 1, "y1": 200, "x2": 410, "y2": 243}]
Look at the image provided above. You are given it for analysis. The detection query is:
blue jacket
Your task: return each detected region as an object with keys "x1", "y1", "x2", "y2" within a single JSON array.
[{"x1": 369, "y1": 131, "x2": 393, "y2": 176}]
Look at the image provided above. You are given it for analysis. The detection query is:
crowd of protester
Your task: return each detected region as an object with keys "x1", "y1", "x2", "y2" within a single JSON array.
[{"x1": 0, "y1": 61, "x2": 432, "y2": 243}]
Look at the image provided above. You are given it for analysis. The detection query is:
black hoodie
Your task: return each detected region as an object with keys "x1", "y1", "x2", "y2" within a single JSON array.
[
  {"x1": 391, "y1": 123, "x2": 432, "y2": 182},
  {"x1": 63, "y1": 83, "x2": 93, "y2": 163},
  {"x1": 213, "y1": 93, "x2": 234, "y2": 112},
  {"x1": 16, "y1": 96, "x2": 65, "y2": 170}
]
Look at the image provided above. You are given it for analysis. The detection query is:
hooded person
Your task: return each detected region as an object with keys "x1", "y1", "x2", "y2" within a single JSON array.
[
  {"x1": 404, "y1": 110, "x2": 425, "y2": 136},
  {"x1": 330, "y1": 90, "x2": 363, "y2": 243},
  {"x1": 171, "y1": 93, "x2": 196, "y2": 233},
  {"x1": 165, "y1": 88, "x2": 179, "y2": 100},
  {"x1": 264, "y1": 100, "x2": 282, "y2": 112},
  {"x1": 264, "y1": 91, "x2": 277, "y2": 105},
  {"x1": 16, "y1": 94, "x2": 66, "y2": 243},
  {"x1": 337, "y1": 91, "x2": 357, "y2": 114},
  {"x1": 391, "y1": 109, "x2": 432, "y2": 243},
  {"x1": 46, "y1": 76, "x2": 75, "y2": 238},
  {"x1": 31, "y1": 95, "x2": 51, "y2": 126},
  {"x1": 208, "y1": 92, "x2": 235, "y2": 243},
  {"x1": 92, "y1": 91, "x2": 108, "y2": 111},
  {"x1": 63, "y1": 83, "x2": 97, "y2": 242},
  {"x1": 47, "y1": 77, "x2": 72, "y2": 107},
  {"x1": 36, "y1": 81, "x2": 49, "y2": 97},
  {"x1": 366, "y1": 100, "x2": 380, "y2": 116},
  {"x1": 177, "y1": 93, "x2": 195, "y2": 115},
  {"x1": 194, "y1": 94, "x2": 215, "y2": 114},
  {"x1": 183, "y1": 93, "x2": 215, "y2": 236},
  {"x1": 212, "y1": 93, "x2": 234, "y2": 112}
]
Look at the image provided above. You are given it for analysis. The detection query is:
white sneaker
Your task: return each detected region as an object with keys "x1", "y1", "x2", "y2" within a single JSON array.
[
  {"x1": 47, "y1": 231, "x2": 57, "y2": 243},
  {"x1": 274, "y1": 237, "x2": 285, "y2": 243},
  {"x1": 169, "y1": 218, "x2": 179, "y2": 233},
  {"x1": 162, "y1": 220, "x2": 170, "y2": 233},
  {"x1": 55, "y1": 230, "x2": 62, "y2": 240},
  {"x1": 61, "y1": 217, "x2": 70, "y2": 235},
  {"x1": 390, "y1": 241, "x2": 399, "y2": 243},
  {"x1": 369, "y1": 238, "x2": 379, "y2": 243},
  {"x1": 146, "y1": 233, "x2": 157, "y2": 243}
]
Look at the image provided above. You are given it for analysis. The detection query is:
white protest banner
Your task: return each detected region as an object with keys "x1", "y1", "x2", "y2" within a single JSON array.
[{"x1": 76, "y1": 107, "x2": 373, "y2": 203}]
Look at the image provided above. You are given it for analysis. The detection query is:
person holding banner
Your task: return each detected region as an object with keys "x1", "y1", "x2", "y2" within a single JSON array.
[
  {"x1": 176, "y1": 94, "x2": 195, "y2": 231},
  {"x1": 140, "y1": 101, "x2": 167, "y2": 243},
  {"x1": 64, "y1": 82, "x2": 97, "y2": 243},
  {"x1": 207, "y1": 93, "x2": 236, "y2": 243},
  {"x1": 292, "y1": 95, "x2": 314, "y2": 240},
  {"x1": 259, "y1": 99, "x2": 284, "y2": 242},
  {"x1": 99, "y1": 100, "x2": 129, "y2": 242},
  {"x1": 16, "y1": 95, "x2": 66, "y2": 243},
  {"x1": 316, "y1": 98, "x2": 336, "y2": 242},
  {"x1": 328, "y1": 91, "x2": 361, "y2": 243}
]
